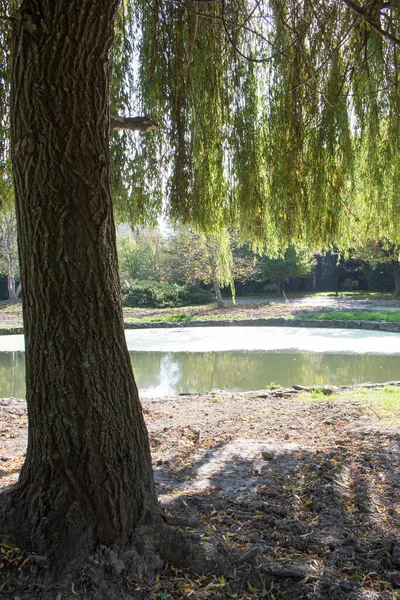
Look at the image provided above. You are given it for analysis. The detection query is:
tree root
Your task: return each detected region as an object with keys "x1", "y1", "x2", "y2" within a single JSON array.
[
  {"x1": 1, "y1": 495, "x2": 265, "y2": 599},
  {"x1": 157, "y1": 521, "x2": 232, "y2": 575}
]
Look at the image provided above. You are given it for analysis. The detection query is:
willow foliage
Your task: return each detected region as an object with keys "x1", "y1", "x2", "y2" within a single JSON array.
[{"x1": 1, "y1": 0, "x2": 400, "y2": 250}]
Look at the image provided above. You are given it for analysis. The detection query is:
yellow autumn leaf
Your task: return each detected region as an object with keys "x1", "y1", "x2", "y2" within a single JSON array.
[{"x1": 178, "y1": 580, "x2": 194, "y2": 595}]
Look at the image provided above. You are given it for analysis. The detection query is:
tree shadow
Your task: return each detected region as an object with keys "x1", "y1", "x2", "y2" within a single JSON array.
[
  {"x1": 155, "y1": 420, "x2": 400, "y2": 599},
  {"x1": 2, "y1": 397, "x2": 400, "y2": 598}
]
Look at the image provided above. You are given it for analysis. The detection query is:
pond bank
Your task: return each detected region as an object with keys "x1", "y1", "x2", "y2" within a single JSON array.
[
  {"x1": 124, "y1": 317, "x2": 400, "y2": 333},
  {"x1": 1, "y1": 317, "x2": 399, "y2": 337}
]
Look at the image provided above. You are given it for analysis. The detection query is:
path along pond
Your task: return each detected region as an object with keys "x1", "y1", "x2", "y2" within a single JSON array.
[{"x1": 0, "y1": 326, "x2": 399, "y2": 398}]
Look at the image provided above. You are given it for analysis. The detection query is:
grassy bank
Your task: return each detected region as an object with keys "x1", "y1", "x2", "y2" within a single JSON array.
[
  {"x1": 294, "y1": 310, "x2": 400, "y2": 323},
  {"x1": 1, "y1": 294, "x2": 400, "y2": 330},
  {"x1": 298, "y1": 384, "x2": 400, "y2": 426}
]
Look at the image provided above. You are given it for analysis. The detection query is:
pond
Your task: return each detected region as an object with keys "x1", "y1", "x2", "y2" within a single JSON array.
[{"x1": 0, "y1": 326, "x2": 399, "y2": 397}]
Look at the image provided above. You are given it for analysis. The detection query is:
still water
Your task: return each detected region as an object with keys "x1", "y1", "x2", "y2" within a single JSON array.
[{"x1": 0, "y1": 327, "x2": 399, "y2": 397}]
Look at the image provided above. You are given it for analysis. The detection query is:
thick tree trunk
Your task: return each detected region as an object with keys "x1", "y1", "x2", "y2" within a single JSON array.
[
  {"x1": 3, "y1": 0, "x2": 162, "y2": 574},
  {"x1": 391, "y1": 260, "x2": 400, "y2": 296}
]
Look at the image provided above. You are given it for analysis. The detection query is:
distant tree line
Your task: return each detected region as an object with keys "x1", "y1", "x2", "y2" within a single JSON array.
[
  {"x1": 0, "y1": 219, "x2": 398, "y2": 303},
  {"x1": 117, "y1": 227, "x2": 400, "y2": 306}
]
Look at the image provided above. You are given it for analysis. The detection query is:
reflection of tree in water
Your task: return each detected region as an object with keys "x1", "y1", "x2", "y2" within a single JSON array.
[
  {"x1": 130, "y1": 352, "x2": 185, "y2": 395},
  {"x1": 129, "y1": 353, "x2": 163, "y2": 389},
  {"x1": 129, "y1": 351, "x2": 400, "y2": 394},
  {"x1": 0, "y1": 352, "x2": 26, "y2": 398},
  {"x1": 1, "y1": 351, "x2": 397, "y2": 398},
  {"x1": 159, "y1": 353, "x2": 180, "y2": 395},
  {"x1": 316, "y1": 353, "x2": 398, "y2": 386}
]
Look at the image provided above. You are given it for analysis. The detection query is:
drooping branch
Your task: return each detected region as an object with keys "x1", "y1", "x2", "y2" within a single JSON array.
[
  {"x1": 342, "y1": 0, "x2": 400, "y2": 46},
  {"x1": 110, "y1": 115, "x2": 158, "y2": 132}
]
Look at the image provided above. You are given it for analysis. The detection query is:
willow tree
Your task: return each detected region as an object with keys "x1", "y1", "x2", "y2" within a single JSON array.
[{"x1": 0, "y1": 0, "x2": 399, "y2": 580}]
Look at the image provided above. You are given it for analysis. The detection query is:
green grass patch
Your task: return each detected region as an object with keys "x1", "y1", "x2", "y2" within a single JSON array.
[
  {"x1": 191, "y1": 312, "x2": 242, "y2": 321},
  {"x1": 265, "y1": 382, "x2": 282, "y2": 389},
  {"x1": 0, "y1": 300, "x2": 23, "y2": 313},
  {"x1": 289, "y1": 291, "x2": 398, "y2": 300},
  {"x1": 295, "y1": 310, "x2": 400, "y2": 323},
  {"x1": 125, "y1": 313, "x2": 193, "y2": 323},
  {"x1": 123, "y1": 311, "x2": 264, "y2": 324},
  {"x1": 307, "y1": 387, "x2": 334, "y2": 398},
  {"x1": 298, "y1": 385, "x2": 400, "y2": 425}
]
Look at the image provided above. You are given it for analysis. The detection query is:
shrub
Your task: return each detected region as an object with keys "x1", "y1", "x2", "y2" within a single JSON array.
[
  {"x1": 122, "y1": 281, "x2": 213, "y2": 308},
  {"x1": 185, "y1": 285, "x2": 214, "y2": 305},
  {"x1": 340, "y1": 278, "x2": 359, "y2": 291},
  {"x1": 366, "y1": 264, "x2": 395, "y2": 292}
]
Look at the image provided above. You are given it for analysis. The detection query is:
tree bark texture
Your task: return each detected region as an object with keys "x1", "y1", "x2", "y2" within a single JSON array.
[{"x1": 6, "y1": 0, "x2": 161, "y2": 572}]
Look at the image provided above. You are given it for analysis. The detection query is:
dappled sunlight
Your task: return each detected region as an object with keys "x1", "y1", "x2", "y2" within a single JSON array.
[
  {"x1": 3, "y1": 386, "x2": 400, "y2": 597},
  {"x1": 159, "y1": 435, "x2": 400, "y2": 598},
  {"x1": 149, "y1": 392, "x2": 400, "y2": 598}
]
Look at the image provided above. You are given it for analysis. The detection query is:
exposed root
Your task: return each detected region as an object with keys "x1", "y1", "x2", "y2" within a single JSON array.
[{"x1": 157, "y1": 521, "x2": 234, "y2": 575}]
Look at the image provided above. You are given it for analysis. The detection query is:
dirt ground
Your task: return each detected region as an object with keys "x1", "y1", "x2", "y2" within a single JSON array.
[{"x1": 2, "y1": 385, "x2": 400, "y2": 599}]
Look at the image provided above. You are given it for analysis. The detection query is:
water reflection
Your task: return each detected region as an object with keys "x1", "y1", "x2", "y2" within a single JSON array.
[
  {"x1": 0, "y1": 352, "x2": 25, "y2": 398},
  {"x1": 1, "y1": 350, "x2": 399, "y2": 399},
  {"x1": 131, "y1": 351, "x2": 398, "y2": 396}
]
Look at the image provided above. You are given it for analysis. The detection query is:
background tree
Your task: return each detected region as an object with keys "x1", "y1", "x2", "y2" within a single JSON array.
[
  {"x1": 117, "y1": 225, "x2": 265, "y2": 306},
  {"x1": 117, "y1": 228, "x2": 164, "y2": 285},
  {"x1": 0, "y1": 207, "x2": 19, "y2": 299},
  {"x1": 352, "y1": 240, "x2": 400, "y2": 296},
  {"x1": 164, "y1": 226, "x2": 234, "y2": 307},
  {"x1": 231, "y1": 241, "x2": 263, "y2": 294},
  {"x1": 0, "y1": 154, "x2": 19, "y2": 299},
  {"x1": 260, "y1": 247, "x2": 316, "y2": 295}
]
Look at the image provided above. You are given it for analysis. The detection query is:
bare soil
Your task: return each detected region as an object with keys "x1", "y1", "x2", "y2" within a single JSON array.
[{"x1": 2, "y1": 386, "x2": 400, "y2": 599}]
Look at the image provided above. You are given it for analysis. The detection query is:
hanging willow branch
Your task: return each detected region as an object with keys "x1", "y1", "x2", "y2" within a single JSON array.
[
  {"x1": 220, "y1": 0, "x2": 297, "y2": 64},
  {"x1": 342, "y1": 0, "x2": 400, "y2": 45},
  {"x1": 2, "y1": 0, "x2": 400, "y2": 249}
]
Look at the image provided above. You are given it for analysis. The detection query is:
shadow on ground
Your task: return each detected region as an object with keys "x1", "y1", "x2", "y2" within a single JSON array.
[
  {"x1": 150, "y1": 396, "x2": 400, "y2": 599},
  {"x1": 1, "y1": 391, "x2": 400, "y2": 599}
]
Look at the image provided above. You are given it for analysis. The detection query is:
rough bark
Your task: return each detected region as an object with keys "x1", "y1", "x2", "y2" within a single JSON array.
[
  {"x1": 391, "y1": 260, "x2": 400, "y2": 296},
  {"x1": 2, "y1": 0, "x2": 163, "y2": 575}
]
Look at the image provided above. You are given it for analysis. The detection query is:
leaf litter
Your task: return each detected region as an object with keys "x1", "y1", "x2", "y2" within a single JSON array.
[{"x1": 1, "y1": 385, "x2": 400, "y2": 598}]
